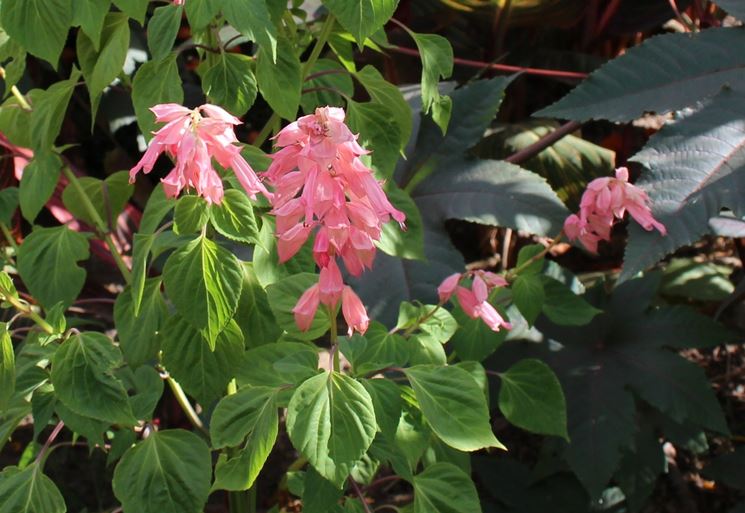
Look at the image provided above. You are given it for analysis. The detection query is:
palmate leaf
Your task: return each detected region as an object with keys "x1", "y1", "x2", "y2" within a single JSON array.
[
  {"x1": 536, "y1": 27, "x2": 745, "y2": 122},
  {"x1": 622, "y1": 88, "x2": 745, "y2": 280}
]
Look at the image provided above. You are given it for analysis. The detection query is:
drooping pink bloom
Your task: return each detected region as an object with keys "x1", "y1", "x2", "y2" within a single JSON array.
[
  {"x1": 437, "y1": 270, "x2": 511, "y2": 332},
  {"x1": 565, "y1": 167, "x2": 666, "y2": 253},
  {"x1": 341, "y1": 286, "x2": 370, "y2": 336},
  {"x1": 266, "y1": 107, "x2": 405, "y2": 336},
  {"x1": 173, "y1": 0, "x2": 185, "y2": 5},
  {"x1": 129, "y1": 103, "x2": 269, "y2": 204},
  {"x1": 293, "y1": 284, "x2": 320, "y2": 332}
]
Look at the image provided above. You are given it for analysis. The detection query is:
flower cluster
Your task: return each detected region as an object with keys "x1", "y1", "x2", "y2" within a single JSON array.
[
  {"x1": 264, "y1": 107, "x2": 406, "y2": 335},
  {"x1": 564, "y1": 167, "x2": 666, "y2": 253},
  {"x1": 129, "y1": 104, "x2": 268, "y2": 205},
  {"x1": 437, "y1": 271, "x2": 512, "y2": 332}
]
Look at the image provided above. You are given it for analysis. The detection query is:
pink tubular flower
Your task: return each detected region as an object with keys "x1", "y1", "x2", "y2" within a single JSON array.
[
  {"x1": 266, "y1": 107, "x2": 405, "y2": 336},
  {"x1": 342, "y1": 286, "x2": 370, "y2": 336},
  {"x1": 437, "y1": 270, "x2": 511, "y2": 332},
  {"x1": 293, "y1": 284, "x2": 320, "y2": 332},
  {"x1": 565, "y1": 167, "x2": 666, "y2": 253},
  {"x1": 129, "y1": 103, "x2": 269, "y2": 204}
]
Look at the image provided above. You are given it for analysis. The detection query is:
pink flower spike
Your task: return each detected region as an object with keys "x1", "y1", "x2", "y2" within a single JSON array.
[
  {"x1": 437, "y1": 273, "x2": 462, "y2": 302},
  {"x1": 342, "y1": 286, "x2": 370, "y2": 336},
  {"x1": 293, "y1": 284, "x2": 320, "y2": 332}
]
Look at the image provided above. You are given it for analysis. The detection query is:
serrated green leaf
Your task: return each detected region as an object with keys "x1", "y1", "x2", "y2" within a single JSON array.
[
  {"x1": 498, "y1": 358, "x2": 568, "y2": 439},
  {"x1": 266, "y1": 273, "x2": 331, "y2": 341},
  {"x1": 17, "y1": 226, "x2": 89, "y2": 308},
  {"x1": 0, "y1": 464, "x2": 66, "y2": 513},
  {"x1": 346, "y1": 100, "x2": 401, "y2": 179},
  {"x1": 222, "y1": 0, "x2": 277, "y2": 61},
  {"x1": 163, "y1": 235, "x2": 243, "y2": 347},
  {"x1": 321, "y1": 0, "x2": 398, "y2": 45},
  {"x1": 51, "y1": 332, "x2": 137, "y2": 425},
  {"x1": 77, "y1": 12, "x2": 130, "y2": 119},
  {"x1": 354, "y1": 65, "x2": 412, "y2": 152},
  {"x1": 200, "y1": 53, "x2": 257, "y2": 116},
  {"x1": 413, "y1": 462, "x2": 481, "y2": 513},
  {"x1": 174, "y1": 195, "x2": 209, "y2": 234},
  {"x1": 72, "y1": 0, "x2": 111, "y2": 50},
  {"x1": 1, "y1": 0, "x2": 73, "y2": 66},
  {"x1": 449, "y1": 307, "x2": 508, "y2": 362},
  {"x1": 360, "y1": 378, "x2": 402, "y2": 440},
  {"x1": 115, "y1": 279, "x2": 166, "y2": 368},
  {"x1": 30, "y1": 69, "x2": 81, "y2": 151},
  {"x1": 19, "y1": 152, "x2": 61, "y2": 222},
  {"x1": 148, "y1": 4, "x2": 182, "y2": 60},
  {"x1": 234, "y1": 263, "x2": 281, "y2": 347},
  {"x1": 256, "y1": 35, "x2": 300, "y2": 119},
  {"x1": 112, "y1": 430, "x2": 211, "y2": 513},
  {"x1": 161, "y1": 316, "x2": 244, "y2": 405},
  {"x1": 512, "y1": 274, "x2": 544, "y2": 326},
  {"x1": 132, "y1": 54, "x2": 184, "y2": 138},
  {"x1": 541, "y1": 276, "x2": 601, "y2": 326},
  {"x1": 209, "y1": 188, "x2": 260, "y2": 244},
  {"x1": 376, "y1": 185, "x2": 424, "y2": 260},
  {"x1": 61, "y1": 171, "x2": 133, "y2": 229},
  {"x1": 235, "y1": 342, "x2": 318, "y2": 389},
  {"x1": 410, "y1": 32, "x2": 453, "y2": 133},
  {"x1": 536, "y1": 28, "x2": 745, "y2": 122},
  {"x1": 404, "y1": 365, "x2": 503, "y2": 452},
  {"x1": 341, "y1": 321, "x2": 408, "y2": 376},
  {"x1": 287, "y1": 371, "x2": 377, "y2": 486}
]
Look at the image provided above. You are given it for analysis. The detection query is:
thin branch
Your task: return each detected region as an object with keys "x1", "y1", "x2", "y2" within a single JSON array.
[
  {"x1": 36, "y1": 421, "x2": 65, "y2": 466},
  {"x1": 349, "y1": 478, "x2": 374, "y2": 513},
  {"x1": 305, "y1": 68, "x2": 349, "y2": 82},
  {"x1": 504, "y1": 121, "x2": 582, "y2": 164}
]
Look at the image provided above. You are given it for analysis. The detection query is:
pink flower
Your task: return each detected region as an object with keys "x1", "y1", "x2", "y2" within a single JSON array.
[
  {"x1": 266, "y1": 107, "x2": 405, "y2": 336},
  {"x1": 129, "y1": 103, "x2": 269, "y2": 204},
  {"x1": 173, "y1": 0, "x2": 185, "y2": 5},
  {"x1": 565, "y1": 167, "x2": 666, "y2": 253},
  {"x1": 437, "y1": 273, "x2": 461, "y2": 302},
  {"x1": 293, "y1": 284, "x2": 320, "y2": 332},
  {"x1": 342, "y1": 286, "x2": 370, "y2": 336},
  {"x1": 437, "y1": 270, "x2": 511, "y2": 332}
]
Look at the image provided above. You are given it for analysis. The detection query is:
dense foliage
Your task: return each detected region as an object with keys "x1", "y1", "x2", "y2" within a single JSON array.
[{"x1": 0, "y1": 1, "x2": 743, "y2": 512}]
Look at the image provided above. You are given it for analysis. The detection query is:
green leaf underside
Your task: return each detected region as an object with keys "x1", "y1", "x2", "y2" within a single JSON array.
[{"x1": 286, "y1": 371, "x2": 377, "y2": 486}]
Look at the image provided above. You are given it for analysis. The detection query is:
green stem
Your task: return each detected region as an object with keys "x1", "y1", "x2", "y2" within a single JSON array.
[
  {"x1": 0, "y1": 291, "x2": 55, "y2": 335},
  {"x1": 330, "y1": 311, "x2": 340, "y2": 373},
  {"x1": 0, "y1": 66, "x2": 32, "y2": 111},
  {"x1": 0, "y1": 222, "x2": 18, "y2": 253},
  {"x1": 400, "y1": 304, "x2": 442, "y2": 338},
  {"x1": 252, "y1": 14, "x2": 336, "y2": 148},
  {"x1": 506, "y1": 231, "x2": 564, "y2": 281},
  {"x1": 60, "y1": 166, "x2": 132, "y2": 284},
  {"x1": 165, "y1": 375, "x2": 208, "y2": 437}
]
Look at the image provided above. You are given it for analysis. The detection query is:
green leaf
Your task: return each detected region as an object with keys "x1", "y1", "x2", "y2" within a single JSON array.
[
  {"x1": 301, "y1": 58, "x2": 353, "y2": 114},
  {"x1": 130, "y1": 233, "x2": 155, "y2": 316},
  {"x1": 209, "y1": 188, "x2": 260, "y2": 244},
  {"x1": 0, "y1": 187, "x2": 19, "y2": 225},
  {"x1": 536, "y1": 28, "x2": 745, "y2": 122},
  {"x1": 72, "y1": 0, "x2": 110, "y2": 50},
  {"x1": 163, "y1": 235, "x2": 244, "y2": 348},
  {"x1": 128, "y1": 366, "x2": 165, "y2": 420},
  {"x1": 449, "y1": 307, "x2": 507, "y2": 362},
  {"x1": 286, "y1": 371, "x2": 377, "y2": 486},
  {"x1": 256, "y1": 35, "x2": 300, "y2": 119},
  {"x1": 266, "y1": 273, "x2": 331, "y2": 341},
  {"x1": 132, "y1": 54, "x2": 184, "y2": 138},
  {"x1": 410, "y1": 32, "x2": 453, "y2": 133},
  {"x1": 234, "y1": 263, "x2": 281, "y2": 347},
  {"x1": 161, "y1": 316, "x2": 244, "y2": 405},
  {"x1": 376, "y1": 185, "x2": 424, "y2": 260},
  {"x1": 346, "y1": 100, "x2": 401, "y2": 179},
  {"x1": 541, "y1": 276, "x2": 601, "y2": 326},
  {"x1": 19, "y1": 152, "x2": 61, "y2": 222},
  {"x1": 0, "y1": 38, "x2": 27, "y2": 92},
  {"x1": 0, "y1": 464, "x2": 66, "y2": 513},
  {"x1": 112, "y1": 0, "x2": 149, "y2": 23},
  {"x1": 360, "y1": 378, "x2": 402, "y2": 439},
  {"x1": 174, "y1": 195, "x2": 210, "y2": 234},
  {"x1": 115, "y1": 279, "x2": 166, "y2": 368},
  {"x1": 51, "y1": 332, "x2": 137, "y2": 425},
  {"x1": 54, "y1": 395, "x2": 109, "y2": 446},
  {"x1": 17, "y1": 226, "x2": 89, "y2": 308},
  {"x1": 148, "y1": 4, "x2": 182, "y2": 60},
  {"x1": 623, "y1": 88, "x2": 745, "y2": 280},
  {"x1": 498, "y1": 358, "x2": 568, "y2": 439},
  {"x1": 235, "y1": 342, "x2": 318, "y2": 389},
  {"x1": 222, "y1": 0, "x2": 277, "y2": 61},
  {"x1": 404, "y1": 365, "x2": 503, "y2": 452},
  {"x1": 77, "y1": 12, "x2": 130, "y2": 119},
  {"x1": 303, "y1": 467, "x2": 344, "y2": 513},
  {"x1": 321, "y1": 0, "x2": 398, "y2": 45},
  {"x1": 185, "y1": 0, "x2": 219, "y2": 30},
  {"x1": 139, "y1": 183, "x2": 175, "y2": 234},
  {"x1": 661, "y1": 258, "x2": 735, "y2": 302},
  {"x1": 0, "y1": 324, "x2": 14, "y2": 409},
  {"x1": 0, "y1": 398, "x2": 31, "y2": 454},
  {"x1": 515, "y1": 244, "x2": 545, "y2": 275},
  {"x1": 211, "y1": 387, "x2": 279, "y2": 491},
  {"x1": 253, "y1": 216, "x2": 315, "y2": 286},
  {"x1": 200, "y1": 53, "x2": 257, "y2": 116},
  {"x1": 512, "y1": 274, "x2": 545, "y2": 326},
  {"x1": 61, "y1": 171, "x2": 133, "y2": 228},
  {"x1": 30, "y1": 69, "x2": 81, "y2": 151},
  {"x1": 413, "y1": 462, "x2": 481, "y2": 513},
  {"x1": 1, "y1": 0, "x2": 73, "y2": 66},
  {"x1": 354, "y1": 65, "x2": 412, "y2": 152},
  {"x1": 112, "y1": 430, "x2": 211, "y2": 513},
  {"x1": 341, "y1": 321, "x2": 409, "y2": 376}
]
